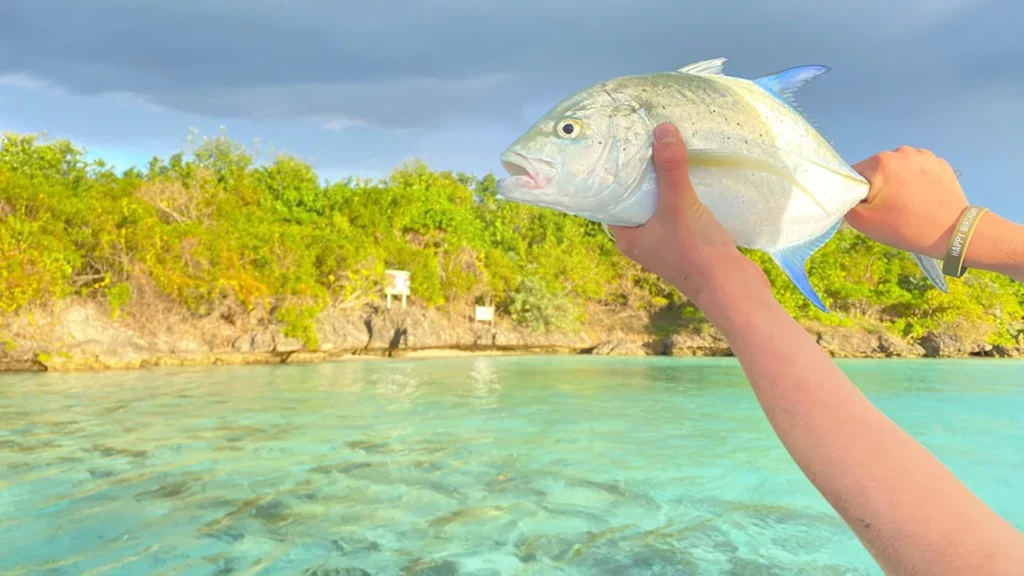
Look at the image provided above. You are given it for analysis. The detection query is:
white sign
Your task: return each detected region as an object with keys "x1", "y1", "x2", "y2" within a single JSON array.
[
  {"x1": 475, "y1": 306, "x2": 495, "y2": 322},
  {"x1": 384, "y1": 269, "x2": 411, "y2": 295},
  {"x1": 384, "y1": 269, "x2": 411, "y2": 309}
]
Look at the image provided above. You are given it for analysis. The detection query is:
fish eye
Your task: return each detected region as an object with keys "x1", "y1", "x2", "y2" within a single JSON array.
[{"x1": 556, "y1": 118, "x2": 583, "y2": 139}]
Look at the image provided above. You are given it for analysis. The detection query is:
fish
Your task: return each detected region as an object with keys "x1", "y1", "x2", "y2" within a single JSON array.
[{"x1": 495, "y1": 57, "x2": 948, "y2": 312}]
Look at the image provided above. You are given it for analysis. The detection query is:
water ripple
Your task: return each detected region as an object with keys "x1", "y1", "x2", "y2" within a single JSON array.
[{"x1": 1, "y1": 357, "x2": 1021, "y2": 575}]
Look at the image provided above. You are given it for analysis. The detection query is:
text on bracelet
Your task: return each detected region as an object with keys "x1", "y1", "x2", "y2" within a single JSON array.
[{"x1": 949, "y1": 207, "x2": 983, "y2": 259}]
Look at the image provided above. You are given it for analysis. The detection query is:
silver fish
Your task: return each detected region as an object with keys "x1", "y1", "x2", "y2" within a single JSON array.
[{"x1": 496, "y1": 57, "x2": 948, "y2": 312}]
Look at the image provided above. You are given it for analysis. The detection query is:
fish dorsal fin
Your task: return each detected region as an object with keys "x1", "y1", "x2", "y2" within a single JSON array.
[
  {"x1": 754, "y1": 65, "x2": 830, "y2": 103},
  {"x1": 754, "y1": 65, "x2": 831, "y2": 141},
  {"x1": 676, "y1": 58, "x2": 727, "y2": 75}
]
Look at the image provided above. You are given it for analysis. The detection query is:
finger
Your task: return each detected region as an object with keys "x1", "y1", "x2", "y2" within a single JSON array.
[
  {"x1": 651, "y1": 123, "x2": 695, "y2": 213},
  {"x1": 843, "y1": 206, "x2": 868, "y2": 231}
]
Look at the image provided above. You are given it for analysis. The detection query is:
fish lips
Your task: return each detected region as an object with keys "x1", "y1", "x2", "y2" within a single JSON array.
[{"x1": 497, "y1": 151, "x2": 559, "y2": 193}]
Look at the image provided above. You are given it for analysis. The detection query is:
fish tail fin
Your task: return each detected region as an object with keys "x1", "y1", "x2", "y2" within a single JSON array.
[
  {"x1": 767, "y1": 219, "x2": 842, "y2": 313},
  {"x1": 903, "y1": 171, "x2": 956, "y2": 293},
  {"x1": 910, "y1": 252, "x2": 949, "y2": 293}
]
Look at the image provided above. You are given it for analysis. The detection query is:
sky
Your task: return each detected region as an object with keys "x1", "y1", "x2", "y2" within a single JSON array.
[{"x1": 1, "y1": 0, "x2": 1022, "y2": 220}]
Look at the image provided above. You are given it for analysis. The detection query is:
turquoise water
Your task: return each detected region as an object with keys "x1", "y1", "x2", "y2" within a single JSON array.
[{"x1": 0, "y1": 357, "x2": 1021, "y2": 575}]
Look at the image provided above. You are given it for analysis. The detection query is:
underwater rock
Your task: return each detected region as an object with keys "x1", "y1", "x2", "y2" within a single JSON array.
[
  {"x1": 400, "y1": 558, "x2": 460, "y2": 576},
  {"x1": 303, "y1": 567, "x2": 373, "y2": 576}
]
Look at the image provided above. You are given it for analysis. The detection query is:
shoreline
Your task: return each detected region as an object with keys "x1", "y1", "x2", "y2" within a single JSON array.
[
  {"x1": 0, "y1": 346, "x2": 569, "y2": 373},
  {"x1": 2, "y1": 342, "x2": 1021, "y2": 375},
  {"x1": 1, "y1": 299, "x2": 1021, "y2": 374}
]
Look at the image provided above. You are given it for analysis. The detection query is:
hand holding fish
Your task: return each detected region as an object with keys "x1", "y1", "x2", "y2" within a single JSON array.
[
  {"x1": 848, "y1": 146, "x2": 967, "y2": 258},
  {"x1": 607, "y1": 123, "x2": 770, "y2": 305},
  {"x1": 848, "y1": 146, "x2": 1024, "y2": 281}
]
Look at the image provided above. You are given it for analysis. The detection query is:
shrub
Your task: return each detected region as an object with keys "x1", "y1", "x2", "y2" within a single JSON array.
[{"x1": 0, "y1": 130, "x2": 1019, "y2": 342}]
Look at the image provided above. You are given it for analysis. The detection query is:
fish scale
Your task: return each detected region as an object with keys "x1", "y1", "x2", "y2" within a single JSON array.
[{"x1": 496, "y1": 57, "x2": 949, "y2": 312}]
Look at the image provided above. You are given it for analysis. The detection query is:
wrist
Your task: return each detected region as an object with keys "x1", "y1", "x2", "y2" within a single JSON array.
[
  {"x1": 670, "y1": 248, "x2": 775, "y2": 318},
  {"x1": 958, "y1": 211, "x2": 1024, "y2": 282}
]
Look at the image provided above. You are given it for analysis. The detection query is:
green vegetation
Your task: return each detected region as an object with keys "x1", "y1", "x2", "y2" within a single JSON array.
[{"x1": 1, "y1": 131, "x2": 1021, "y2": 348}]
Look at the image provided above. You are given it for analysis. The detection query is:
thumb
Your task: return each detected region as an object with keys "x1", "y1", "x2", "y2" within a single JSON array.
[
  {"x1": 850, "y1": 154, "x2": 883, "y2": 204},
  {"x1": 652, "y1": 123, "x2": 697, "y2": 213}
]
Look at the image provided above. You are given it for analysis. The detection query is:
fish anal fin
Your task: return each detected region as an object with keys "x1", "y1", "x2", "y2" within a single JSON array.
[
  {"x1": 677, "y1": 58, "x2": 727, "y2": 76},
  {"x1": 768, "y1": 219, "x2": 842, "y2": 313}
]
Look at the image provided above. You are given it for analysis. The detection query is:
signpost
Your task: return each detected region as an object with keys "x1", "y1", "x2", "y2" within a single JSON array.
[
  {"x1": 384, "y1": 269, "x2": 411, "y2": 309},
  {"x1": 475, "y1": 305, "x2": 495, "y2": 323}
]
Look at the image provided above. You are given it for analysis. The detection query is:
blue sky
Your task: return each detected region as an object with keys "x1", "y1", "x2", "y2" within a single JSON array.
[{"x1": 1, "y1": 0, "x2": 1022, "y2": 219}]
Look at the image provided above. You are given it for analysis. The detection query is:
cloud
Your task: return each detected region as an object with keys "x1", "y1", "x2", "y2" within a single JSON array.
[
  {"x1": 2, "y1": 0, "x2": 1023, "y2": 221},
  {"x1": 0, "y1": 74, "x2": 48, "y2": 90},
  {"x1": 148, "y1": 72, "x2": 518, "y2": 130},
  {"x1": 0, "y1": 0, "x2": 1004, "y2": 130},
  {"x1": 767, "y1": 0, "x2": 983, "y2": 33},
  {"x1": 320, "y1": 117, "x2": 372, "y2": 131}
]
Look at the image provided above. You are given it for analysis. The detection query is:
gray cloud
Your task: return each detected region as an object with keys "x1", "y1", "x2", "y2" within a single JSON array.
[
  {"x1": 2, "y1": 0, "x2": 1015, "y2": 129},
  {"x1": 150, "y1": 73, "x2": 519, "y2": 129}
]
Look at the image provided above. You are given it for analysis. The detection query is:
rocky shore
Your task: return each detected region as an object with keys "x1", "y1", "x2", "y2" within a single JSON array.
[{"x1": 0, "y1": 299, "x2": 1021, "y2": 373}]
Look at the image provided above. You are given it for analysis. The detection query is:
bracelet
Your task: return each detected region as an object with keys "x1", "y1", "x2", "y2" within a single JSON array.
[{"x1": 942, "y1": 205, "x2": 988, "y2": 278}]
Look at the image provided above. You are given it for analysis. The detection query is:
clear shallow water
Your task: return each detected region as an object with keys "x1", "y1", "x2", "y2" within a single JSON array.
[{"x1": 0, "y1": 357, "x2": 1021, "y2": 576}]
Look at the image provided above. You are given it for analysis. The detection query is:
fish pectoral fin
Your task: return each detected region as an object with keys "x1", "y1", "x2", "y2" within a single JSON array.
[
  {"x1": 686, "y1": 149, "x2": 833, "y2": 216},
  {"x1": 601, "y1": 222, "x2": 616, "y2": 241},
  {"x1": 676, "y1": 58, "x2": 728, "y2": 75},
  {"x1": 767, "y1": 219, "x2": 842, "y2": 313}
]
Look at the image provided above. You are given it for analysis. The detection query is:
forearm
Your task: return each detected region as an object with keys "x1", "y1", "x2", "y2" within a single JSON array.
[
  {"x1": 963, "y1": 212, "x2": 1024, "y2": 282},
  {"x1": 679, "y1": 254, "x2": 1024, "y2": 575}
]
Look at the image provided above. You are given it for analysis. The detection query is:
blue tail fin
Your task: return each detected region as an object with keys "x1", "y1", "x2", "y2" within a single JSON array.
[
  {"x1": 768, "y1": 219, "x2": 842, "y2": 313},
  {"x1": 911, "y1": 253, "x2": 949, "y2": 293}
]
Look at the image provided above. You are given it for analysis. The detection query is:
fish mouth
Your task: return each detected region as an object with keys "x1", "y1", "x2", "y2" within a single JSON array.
[{"x1": 499, "y1": 151, "x2": 557, "y2": 190}]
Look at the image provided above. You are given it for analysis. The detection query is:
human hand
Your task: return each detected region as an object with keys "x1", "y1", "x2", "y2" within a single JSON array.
[
  {"x1": 846, "y1": 146, "x2": 968, "y2": 260},
  {"x1": 608, "y1": 123, "x2": 768, "y2": 304}
]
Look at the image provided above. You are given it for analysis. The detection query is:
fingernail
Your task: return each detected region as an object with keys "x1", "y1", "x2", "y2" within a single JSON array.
[{"x1": 654, "y1": 123, "x2": 678, "y2": 144}]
